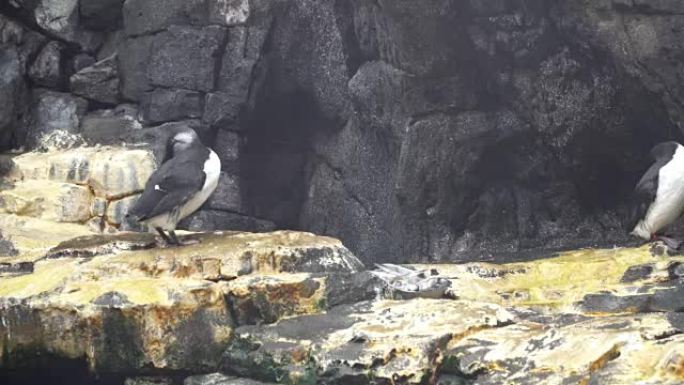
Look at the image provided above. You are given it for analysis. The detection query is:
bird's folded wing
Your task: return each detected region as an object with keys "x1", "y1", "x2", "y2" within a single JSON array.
[
  {"x1": 626, "y1": 163, "x2": 660, "y2": 231},
  {"x1": 133, "y1": 159, "x2": 206, "y2": 220}
]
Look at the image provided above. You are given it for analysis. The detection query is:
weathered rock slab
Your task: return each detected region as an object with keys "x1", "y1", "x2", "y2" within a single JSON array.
[{"x1": 0, "y1": 230, "x2": 364, "y2": 373}]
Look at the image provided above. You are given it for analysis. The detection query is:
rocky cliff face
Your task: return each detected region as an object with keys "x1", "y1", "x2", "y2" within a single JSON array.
[{"x1": 1, "y1": 0, "x2": 683, "y2": 264}]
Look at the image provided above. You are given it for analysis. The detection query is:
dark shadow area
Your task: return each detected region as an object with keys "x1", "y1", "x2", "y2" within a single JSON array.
[
  {"x1": 241, "y1": 89, "x2": 316, "y2": 229},
  {"x1": 0, "y1": 356, "x2": 121, "y2": 385}
]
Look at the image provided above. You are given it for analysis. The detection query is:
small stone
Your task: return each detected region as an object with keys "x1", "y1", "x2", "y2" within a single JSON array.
[
  {"x1": 91, "y1": 198, "x2": 107, "y2": 217},
  {"x1": 141, "y1": 89, "x2": 203, "y2": 124},
  {"x1": 620, "y1": 264, "x2": 655, "y2": 283},
  {"x1": 28, "y1": 41, "x2": 63, "y2": 88},
  {"x1": 70, "y1": 54, "x2": 120, "y2": 105}
]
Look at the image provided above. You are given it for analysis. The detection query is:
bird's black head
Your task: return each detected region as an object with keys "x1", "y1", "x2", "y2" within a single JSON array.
[
  {"x1": 162, "y1": 129, "x2": 202, "y2": 163},
  {"x1": 650, "y1": 141, "x2": 680, "y2": 161}
]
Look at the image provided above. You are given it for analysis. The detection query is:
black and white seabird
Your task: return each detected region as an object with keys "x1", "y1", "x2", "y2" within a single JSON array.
[
  {"x1": 126, "y1": 129, "x2": 221, "y2": 246},
  {"x1": 628, "y1": 141, "x2": 684, "y2": 249}
]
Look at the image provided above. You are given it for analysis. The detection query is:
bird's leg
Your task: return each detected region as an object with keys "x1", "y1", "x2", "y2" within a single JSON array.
[
  {"x1": 155, "y1": 227, "x2": 174, "y2": 246},
  {"x1": 169, "y1": 230, "x2": 200, "y2": 246}
]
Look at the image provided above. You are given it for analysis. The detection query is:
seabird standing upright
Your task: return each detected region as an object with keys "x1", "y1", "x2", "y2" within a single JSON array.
[
  {"x1": 628, "y1": 141, "x2": 684, "y2": 249},
  {"x1": 126, "y1": 129, "x2": 221, "y2": 245}
]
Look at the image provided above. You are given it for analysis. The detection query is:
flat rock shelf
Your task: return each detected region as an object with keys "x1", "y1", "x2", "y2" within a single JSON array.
[{"x1": 1, "y1": 229, "x2": 684, "y2": 384}]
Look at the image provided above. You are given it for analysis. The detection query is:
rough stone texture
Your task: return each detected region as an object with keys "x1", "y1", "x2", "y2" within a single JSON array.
[
  {"x1": 182, "y1": 211, "x2": 276, "y2": 233},
  {"x1": 205, "y1": 172, "x2": 244, "y2": 213},
  {"x1": 214, "y1": 130, "x2": 240, "y2": 174},
  {"x1": 106, "y1": 194, "x2": 140, "y2": 226},
  {"x1": 0, "y1": 231, "x2": 364, "y2": 373},
  {"x1": 147, "y1": 25, "x2": 226, "y2": 92},
  {"x1": 0, "y1": 180, "x2": 92, "y2": 223},
  {"x1": 69, "y1": 54, "x2": 120, "y2": 105},
  {"x1": 11, "y1": 0, "x2": 101, "y2": 51},
  {"x1": 26, "y1": 89, "x2": 87, "y2": 149},
  {"x1": 27, "y1": 40, "x2": 62, "y2": 88},
  {"x1": 80, "y1": 104, "x2": 143, "y2": 145},
  {"x1": 79, "y1": 0, "x2": 124, "y2": 31},
  {"x1": 0, "y1": 46, "x2": 28, "y2": 151},
  {"x1": 141, "y1": 89, "x2": 203, "y2": 124}
]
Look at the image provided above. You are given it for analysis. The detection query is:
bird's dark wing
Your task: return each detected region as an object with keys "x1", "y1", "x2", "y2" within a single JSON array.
[
  {"x1": 129, "y1": 157, "x2": 206, "y2": 221},
  {"x1": 626, "y1": 162, "x2": 661, "y2": 232}
]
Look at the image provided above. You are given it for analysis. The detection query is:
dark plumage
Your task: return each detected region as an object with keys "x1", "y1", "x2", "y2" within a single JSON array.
[{"x1": 127, "y1": 129, "x2": 221, "y2": 246}]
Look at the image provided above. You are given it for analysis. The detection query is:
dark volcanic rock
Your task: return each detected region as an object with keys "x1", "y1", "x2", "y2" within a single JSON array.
[
  {"x1": 80, "y1": 0, "x2": 124, "y2": 31},
  {"x1": 141, "y1": 89, "x2": 203, "y2": 124},
  {"x1": 26, "y1": 89, "x2": 88, "y2": 148},
  {"x1": 28, "y1": 41, "x2": 63, "y2": 88},
  {"x1": 81, "y1": 104, "x2": 142, "y2": 145},
  {"x1": 147, "y1": 25, "x2": 226, "y2": 92},
  {"x1": 118, "y1": 34, "x2": 155, "y2": 101},
  {"x1": 0, "y1": 47, "x2": 27, "y2": 150},
  {"x1": 205, "y1": 172, "x2": 245, "y2": 213},
  {"x1": 70, "y1": 54, "x2": 120, "y2": 105},
  {"x1": 181, "y1": 210, "x2": 276, "y2": 233}
]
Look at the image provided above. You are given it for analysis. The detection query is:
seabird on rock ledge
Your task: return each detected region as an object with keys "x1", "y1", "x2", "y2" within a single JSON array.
[
  {"x1": 126, "y1": 129, "x2": 221, "y2": 246},
  {"x1": 628, "y1": 141, "x2": 684, "y2": 250}
]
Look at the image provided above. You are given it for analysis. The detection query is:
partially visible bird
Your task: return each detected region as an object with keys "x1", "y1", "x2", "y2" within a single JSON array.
[
  {"x1": 628, "y1": 141, "x2": 684, "y2": 250},
  {"x1": 126, "y1": 128, "x2": 221, "y2": 246}
]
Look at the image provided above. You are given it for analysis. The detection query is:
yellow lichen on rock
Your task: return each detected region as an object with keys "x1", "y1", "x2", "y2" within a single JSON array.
[{"x1": 419, "y1": 245, "x2": 673, "y2": 309}]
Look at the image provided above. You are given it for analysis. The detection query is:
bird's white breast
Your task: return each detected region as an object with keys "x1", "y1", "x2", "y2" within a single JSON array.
[
  {"x1": 178, "y1": 149, "x2": 221, "y2": 221},
  {"x1": 633, "y1": 145, "x2": 684, "y2": 238}
]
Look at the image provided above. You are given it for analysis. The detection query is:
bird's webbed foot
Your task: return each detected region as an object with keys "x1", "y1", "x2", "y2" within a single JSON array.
[
  {"x1": 656, "y1": 235, "x2": 682, "y2": 251},
  {"x1": 169, "y1": 230, "x2": 200, "y2": 246}
]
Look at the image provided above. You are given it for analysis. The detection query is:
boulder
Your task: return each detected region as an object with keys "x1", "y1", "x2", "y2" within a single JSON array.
[
  {"x1": 79, "y1": 0, "x2": 124, "y2": 31},
  {"x1": 185, "y1": 373, "x2": 275, "y2": 385},
  {"x1": 14, "y1": 0, "x2": 102, "y2": 51},
  {"x1": 27, "y1": 41, "x2": 63, "y2": 88},
  {"x1": 141, "y1": 89, "x2": 203, "y2": 124},
  {"x1": 70, "y1": 54, "x2": 120, "y2": 105},
  {"x1": 80, "y1": 104, "x2": 143, "y2": 145},
  {"x1": 204, "y1": 172, "x2": 244, "y2": 213},
  {"x1": 26, "y1": 90, "x2": 87, "y2": 149},
  {"x1": 122, "y1": 0, "x2": 249, "y2": 36},
  {"x1": 147, "y1": 25, "x2": 227, "y2": 92},
  {"x1": 0, "y1": 180, "x2": 92, "y2": 223},
  {"x1": 118, "y1": 34, "x2": 155, "y2": 101},
  {"x1": 10, "y1": 146, "x2": 156, "y2": 199}
]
